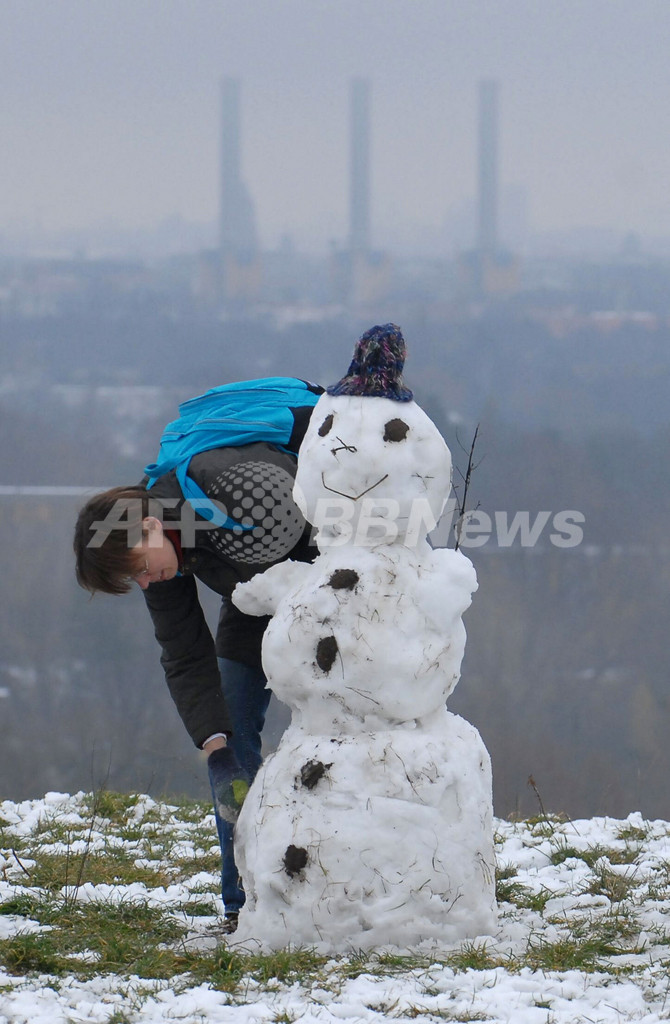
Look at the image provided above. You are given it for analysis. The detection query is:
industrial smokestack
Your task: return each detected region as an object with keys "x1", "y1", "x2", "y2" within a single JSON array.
[
  {"x1": 349, "y1": 78, "x2": 371, "y2": 253},
  {"x1": 219, "y1": 77, "x2": 257, "y2": 255},
  {"x1": 477, "y1": 79, "x2": 499, "y2": 256}
]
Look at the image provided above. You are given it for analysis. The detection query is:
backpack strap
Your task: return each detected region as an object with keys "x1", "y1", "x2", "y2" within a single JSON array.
[{"x1": 175, "y1": 462, "x2": 254, "y2": 531}]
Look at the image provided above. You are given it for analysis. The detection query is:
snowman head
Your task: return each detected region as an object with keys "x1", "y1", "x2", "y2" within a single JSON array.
[{"x1": 294, "y1": 324, "x2": 452, "y2": 548}]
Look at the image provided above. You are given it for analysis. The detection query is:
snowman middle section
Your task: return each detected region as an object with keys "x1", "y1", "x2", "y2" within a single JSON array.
[
  {"x1": 249, "y1": 544, "x2": 476, "y2": 731},
  {"x1": 232, "y1": 541, "x2": 497, "y2": 950}
]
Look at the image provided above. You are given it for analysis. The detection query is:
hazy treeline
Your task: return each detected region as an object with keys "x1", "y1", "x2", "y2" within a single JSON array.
[{"x1": 2, "y1": 304, "x2": 670, "y2": 435}]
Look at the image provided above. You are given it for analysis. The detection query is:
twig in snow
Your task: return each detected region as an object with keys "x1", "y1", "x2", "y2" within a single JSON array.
[
  {"x1": 11, "y1": 849, "x2": 31, "y2": 877},
  {"x1": 527, "y1": 775, "x2": 549, "y2": 820}
]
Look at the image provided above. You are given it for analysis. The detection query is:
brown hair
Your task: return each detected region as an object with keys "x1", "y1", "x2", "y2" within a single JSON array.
[{"x1": 74, "y1": 485, "x2": 154, "y2": 595}]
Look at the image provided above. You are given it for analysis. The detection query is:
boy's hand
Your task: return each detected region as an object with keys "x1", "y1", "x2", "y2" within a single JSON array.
[{"x1": 207, "y1": 747, "x2": 250, "y2": 824}]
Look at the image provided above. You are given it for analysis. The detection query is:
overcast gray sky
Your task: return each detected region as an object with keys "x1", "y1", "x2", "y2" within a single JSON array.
[{"x1": 2, "y1": 0, "x2": 669, "y2": 251}]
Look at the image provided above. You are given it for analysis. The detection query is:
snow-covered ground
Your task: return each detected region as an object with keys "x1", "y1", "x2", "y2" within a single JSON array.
[{"x1": 2, "y1": 792, "x2": 670, "y2": 1022}]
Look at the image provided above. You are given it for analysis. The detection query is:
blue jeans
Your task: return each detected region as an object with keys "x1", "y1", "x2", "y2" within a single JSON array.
[{"x1": 209, "y1": 657, "x2": 271, "y2": 914}]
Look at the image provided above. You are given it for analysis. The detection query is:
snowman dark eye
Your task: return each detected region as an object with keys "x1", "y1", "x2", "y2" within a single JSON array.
[
  {"x1": 318, "y1": 414, "x2": 334, "y2": 437},
  {"x1": 383, "y1": 418, "x2": 409, "y2": 442}
]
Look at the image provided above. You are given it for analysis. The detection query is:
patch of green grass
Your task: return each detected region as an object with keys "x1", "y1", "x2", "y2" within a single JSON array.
[
  {"x1": 122, "y1": 818, "x2": 219, "y2": 877},
  {"x1": 645, "y1": 876, "x2": 670, "y2": 902},
  {"x1": 171, "y1": 851, "x2": 221, "y2": 878},
  {"x1": 81, "y1": 790, "x2": 207, "y2": 842},
  {"x1": 444, "y1": 941, "x2": 501, "y2": 972},
  {"x1": 175, "y1": 899, "x2": 218, "y2": 917},
  {"x1": 405, "y1": 1012, "x2": 488, "y2": 1022},
  {"x1": 584, "y1": 864, "x2": 638, "y2": 903},
  {"x1": 0, "y1": 932, "x2": 67, "y2": 976},
  {"x1": 522, "y1": 814, "x2": 568, "y2": 838},
  {"x1": 616, "y1": 823, "x2": 649, "y2": 843},
  {"x1": 0, "y1": 893, "x2": 42, "y2": 917},
  {"x1": 335, "y1": 949, "x2": 378, "y2": 979},
  {"x1": 129, "y1": 797, "x2": 211, "y2": 831},
  {"x1": 525, "y1": 910, "x2": 643, "y2": 973},
  {"x1": 525, "y1": 934, "x2": 613, "y2": 972},
  {"x1": 30, "y1": 818, "x2": 88, "y2": 846},
  {"x1": 645, "y1": 919, "x2": 670, "y2": 944},
  {"x1": 526, "y1": 889, "x2": 554, "y2": 913},
  {"x1": 494, "y1": 864, "x2": 554, "y2": 912},
  {"x1": 372, "y1": 951, "x2": 426, "y2": 973},
  {"x1": 188, "y1": 945, "x2": 331, "y2": 994},
  {"x1": 168, "y1": 799, "x2": 213, "y2": 824},
  {"x1": 495, "y1": 878, "x2": 553, "y2": 912},
  {"x1": 81, "y1": 791, "x2": 140, "y2": 822},
  {"x1": 187, "y1": 880, "x2": 221, "y2": 897},
  {"x1": 115, "y1": 823, "x2": 146, "y2": 843},
  {"x1": 549, "y1": 841, "x2": 592, "y2": 866},
  {"x1": 593, "y1": 908, "x2": 643, "y2": 946},
  {"x1": 25, "y1": 850, "x2": 173, "y2": 890},
  {"x1": 495, "y1": 877, "x2": 527, "y2": 904},
  {"x1": 0, "y1": 896, "x2": 187, "y2": 979},
  {"x1": 335, "y1": 950, "x2": 442, "y2": 981},
  {"x1": 550, "y1": 838, "x2": 640, "y2": 869},
  {"x1": 604, "y1": 846, "x2": 641, "y2": 866},
  {"x1": 82, "y1": 907, "x2": 185, "y2": 977},
  {"x1": 236, "y1": 947, "x2": 330, "y2": 986},
  {"x1": 549, "y1": 842, "x2": 603, "y2": 867},
  {"x1": 495, "y1": 864, "x2": 532, "y2": 906},
  {"x1": 0, "y1": 835, "x2": 26, "y2": 861}
]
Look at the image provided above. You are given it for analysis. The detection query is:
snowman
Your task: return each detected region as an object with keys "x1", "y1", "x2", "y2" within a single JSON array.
[{"x1": 231, "y1": 324, "x2": 496, "y2": 951}]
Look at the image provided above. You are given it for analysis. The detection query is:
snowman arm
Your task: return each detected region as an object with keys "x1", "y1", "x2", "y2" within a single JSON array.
[
  {"x1": 424, "y1": 547, "x2": 479, "y2": 619},
  {"x1": 429, "y1": 547, "x2": 478, "y2": 592},
  {"x1": 232, "y1": 559, "x2": 312, "y2": 617}
]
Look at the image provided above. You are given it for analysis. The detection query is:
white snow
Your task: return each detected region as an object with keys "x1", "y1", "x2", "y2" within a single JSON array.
[{"x1": 4, "y1": 795, "x2": 670, "y2": 1021}]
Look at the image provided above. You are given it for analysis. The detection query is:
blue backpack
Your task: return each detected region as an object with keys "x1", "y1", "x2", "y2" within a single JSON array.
[{"x1": 144, "y1": 377, "x2": 322, "y2": 529}]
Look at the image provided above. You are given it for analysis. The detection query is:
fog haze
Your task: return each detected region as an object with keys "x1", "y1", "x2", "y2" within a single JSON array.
[
  {"x1": 2, "y1": 0, "x2": 670, "y2": 249},
  {"x1": 3, "y1": 1, "x2": 670, "y2": 820}
]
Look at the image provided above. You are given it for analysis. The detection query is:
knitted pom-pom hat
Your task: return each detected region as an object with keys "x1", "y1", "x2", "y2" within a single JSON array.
[{"x1": 326, "y1": 323, "x2": 413, "y2": 402}]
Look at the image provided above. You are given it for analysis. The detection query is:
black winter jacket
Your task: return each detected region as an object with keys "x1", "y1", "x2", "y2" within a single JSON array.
[{"x1": 141, "y1": 398, "x2": 320, "y2": 748}]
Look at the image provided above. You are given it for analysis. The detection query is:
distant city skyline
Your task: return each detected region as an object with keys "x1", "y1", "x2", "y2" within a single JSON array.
[{"x1": 2, "y1": 0, "x2": 670, "y2": 255}]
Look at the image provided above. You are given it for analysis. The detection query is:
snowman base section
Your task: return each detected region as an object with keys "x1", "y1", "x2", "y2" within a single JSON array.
[{"x1": 233, "y1": 710, "x2": 497, "y2": 952}]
